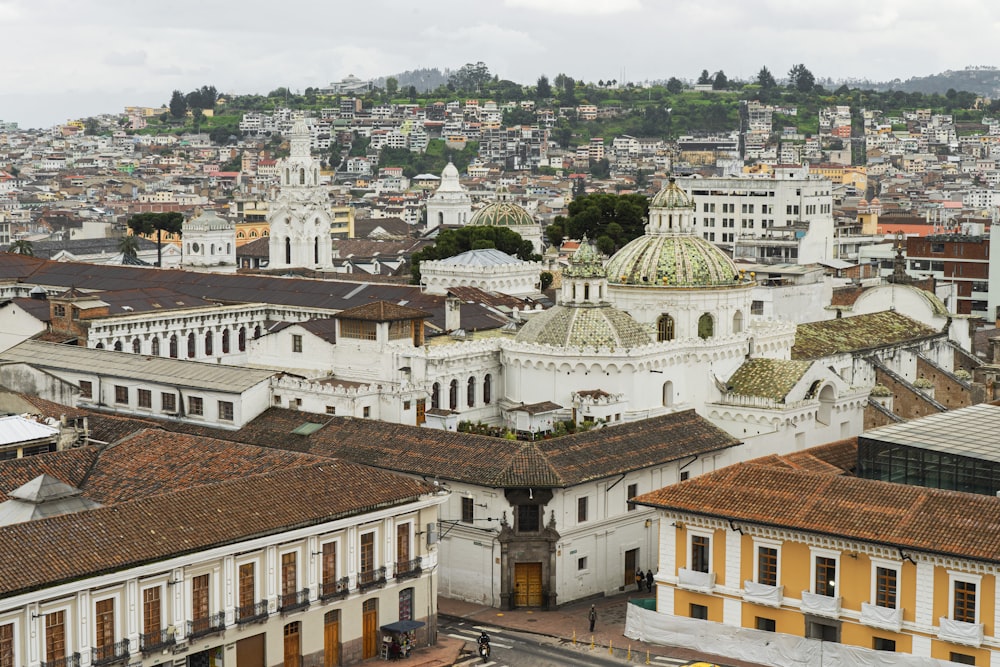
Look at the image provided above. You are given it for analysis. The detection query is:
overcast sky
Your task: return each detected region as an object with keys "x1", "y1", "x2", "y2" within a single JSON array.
[{"x1": 1, "y1": 0, "x2": 996, "y2": 129}]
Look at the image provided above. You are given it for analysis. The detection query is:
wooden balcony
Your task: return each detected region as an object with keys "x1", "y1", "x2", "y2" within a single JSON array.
[
  {"x1": 358, "y1": 566, "x2": 387, "y2": 591},
  {"x1": 320, "y1": 576, "x2": 351, "y2": 601}
]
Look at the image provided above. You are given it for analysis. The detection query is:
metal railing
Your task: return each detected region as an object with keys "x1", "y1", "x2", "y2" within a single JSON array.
[
  {"x1": 358, "y1": 566, "x2": 387, "y2": 591},
  {"x1": 278, "y1": 588, "x2": 310, "y2": 613},
  {"x1": 41, "y1": 654, "x2": 81, "y2": 667},
  {"x1": 319, "y1": 576, "x2": 350, "y2": 600},
  {"x1": 236, "y1": 600, "x2": 269, "y2": 625},
  {"x1": 140, "y1": 628, "x2": 175, "y2": 653},
  {"x1": 92, "y1": 639, "x2": 130, "y2": 666},
  {"x1": 187, "y1": 611, "x2": 226, "y2": 639},
  {"x1": 395, "y1": 557, "x2": 422, "y2": 580}
]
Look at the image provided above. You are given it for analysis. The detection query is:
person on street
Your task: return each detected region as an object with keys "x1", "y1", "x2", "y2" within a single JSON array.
[
  {"x1": 635, "y1": 568, "x2": 644, "y2": 591},
  {"x1": 588, "y1": 604, "x2": 597, "y2": 632},
  {"x1": 646, "y1": 569, "x2": 654, "y2": 592}
]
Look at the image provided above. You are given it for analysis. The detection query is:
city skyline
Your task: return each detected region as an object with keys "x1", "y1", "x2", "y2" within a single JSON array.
[{"x1": 1, "y1": 0, "x2": 998, "y2": 128}]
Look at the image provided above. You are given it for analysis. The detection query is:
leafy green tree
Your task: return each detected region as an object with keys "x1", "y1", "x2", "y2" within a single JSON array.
[
  {"x1": 449, "y1": 62, "x2": 491, "y2": 93},
  {"x1": 589, "y1": 157, "x2": 611, "y2": 179},
  {"x1": 665, "y1": 77, "x2": 683, "y2": 94},
  {"x1": 712, "y1": 70, "x2": 729, "y2": 90},
  {"x1": 169, "y1": 90, "x2": 186, "y2": 119},
  {"x1": 539, "y1": 271, "x2": 553, "y2": 291},
  {"x1": 504, "y1": 107, "x2": 536, "y2": 126},
  {"x1": 545, "y1": 223, "x2": 564, "y2": 247},
  {"x1": 385, "y1": 77, "x2": 399, "y2": 98},
  {"x1": 84, "y1": 118, "x2": 100, "y2": 135},
  {"x1": 7, "y1": 239, "x2": 33, "y2": 256},
  {"x1": 536, "y1": 75, "x2": 552, "y2": 99},
  {"x1": 410, "y1": 226, "x2": 539, "y2": 283},
  {"x1": 127, "y1": 212, "x2": 184, "y2": 267},
  {"x1": 558, "y1": 193, "x2": 648, "y2": 252},
  {"x1": 559, "y1": 76, "x2": 577, "y2": 106},
  {"x1": 756, "y1": 66, "x2": 776, "y2": 90},
  {"x1": 697, "y1": 70, "x2": 712, "y2": 85},
  {"x1": 788, "y1": 64, "x2": 815, "y2": 92}
]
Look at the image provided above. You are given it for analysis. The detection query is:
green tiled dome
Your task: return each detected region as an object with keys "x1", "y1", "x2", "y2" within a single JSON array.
[
  {"x1": 563, "y1": 239, "x2": 604, "y2": 279},
  {"x1": 516, "y1": 305, "x2": 652, "y2": 347},
  {"x1": 606, "y1": 234, "x2": 739, "y2": 287},
  {"x1": 468, "y1": 200, "x2": 535, "y2": 227}
]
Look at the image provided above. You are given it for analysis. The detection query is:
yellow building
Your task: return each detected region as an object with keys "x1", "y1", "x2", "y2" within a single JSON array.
[
  {"x1": 634, "y1": 445, "x2": 1000, "y2": 666},
  {"x1": 809, "y1": 163, "x2": 868, "y2": 194}
]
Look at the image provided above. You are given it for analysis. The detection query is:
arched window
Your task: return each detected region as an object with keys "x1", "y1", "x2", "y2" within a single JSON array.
[
  {"x1": 227, "y1": 243, "x2": 231, "y2": 254},
  {"x1": 818, "y1": 384, "x2": 836, "y2": 425},
  {"x1": 96, "y1": 342, "x2": 104, "y2": 349},
  {"x1": 237, "y1": 231, "x2": 245, "y2": 239},
  {"x1": 467, "y1": 377, "x2": 476, "y2": 407},
  {"x1": 113, "y1": 340, "x2": 123, "y2": 352},
  {"x1": 438, "y1": 212, "x2": 444, "y2": 226},
  {"x1": 169, "y1": 335, "x2": 178, "y2": 358},
  {"x1": 733, "y1": 310, "x2": 744, "y2": 334},
  {"x1": 449, "y1": 379, "x2": 458, "y2": 410},
  {"x1": 187, "y1": 332, "x2": 196, "y2": 358},
  {"x1": 250, "y1": 230, "x2": 258, "y2": 238},
  {"x1": 151, "y1": 337, "x2": 160, "y2": 356},
  {"x1": 285, "y1": 237, "x2": 291, "y2": 265},
  {"x1": 431, "y1": 382, "x2": 440, "y2": 409},
  {"x1": 204, "y1": 331, "x2": 213, "y2": 356},
  {"x1": 254, "y1": 325, "x2": 262, "y2": 339},
  {"x1": 132, "y1": 338, "x2": 141, "y2": 354},
  {"x1": 483, "y1": 374, "x2": 492, "y2": 405},
  {"x1": 656, "y1": 314, "x2": 675, "y2": 342},
  {"x1": 662, "y1": 380, "x2": 673, "y2": 407},
  {"x1": 222, "y1": 329, "x2": 230, "y2": 354},
  {"x1": 238, "y1": 327, "x2": 247, "y2": 352},
  {"x1": 698, "y1": 313, "x2": 714, "y2": 340}
]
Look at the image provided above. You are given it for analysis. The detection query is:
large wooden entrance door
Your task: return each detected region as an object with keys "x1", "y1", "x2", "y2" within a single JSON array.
[
  {"x1": 514, "y1": 562, "x2": 543, "y2": 607},
  {"x1": 236, "y1": 633, "x2": 265, "y2": 667},
  {"x1": 362, "y1": 599, "x2": 378, "y2": 660},
  {"x1": 624, "y1": 548, "x2": 638, "y2": 588},
  {"x1": 283, "y1": 622, "x2": 301, "y2": 667},
  {"x1": 324, "y1": 611, "x2": 341, "y2": 667}
]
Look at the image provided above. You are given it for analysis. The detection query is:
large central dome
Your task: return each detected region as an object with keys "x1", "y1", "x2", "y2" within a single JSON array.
[
  {"x1": 606, "y1": 235, "x2": 739, "y2": 287},
  {"x1": 606, "y1": 178, "x2": 740, "y2": 288}
]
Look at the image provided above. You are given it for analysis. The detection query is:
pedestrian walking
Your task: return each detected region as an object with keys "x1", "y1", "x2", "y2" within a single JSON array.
[
  {"x1": 646, "y1": 569, "x2": 654, "y2": 592},
  {"x1": 588, "y1": 604, "x2": 597, "y2": 632},
  {"x1": 635, "y1": 568, "x2": 644, "y2": 591}
]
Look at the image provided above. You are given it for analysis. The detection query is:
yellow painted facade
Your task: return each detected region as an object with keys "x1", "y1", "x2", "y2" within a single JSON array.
[{"x1": 658, "y1": 514, "x2": 998, "y2": 664}]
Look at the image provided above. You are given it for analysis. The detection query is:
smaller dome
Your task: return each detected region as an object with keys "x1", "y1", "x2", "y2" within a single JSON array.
[
  {"x1": 442, "y1": 161, "x2": 459, "y2": 180},
  {"x1": 650, "y1": 178, "x2": 695, "y2": 210},
  {"x1": 185, "y1": 208, "x2": 233, "y2": 231},
  {"x1": 469, "y1": 188, "x2": 534, "y2": 227},
  {"x1": 515, "y1": 304, "x2": 652, "y2": 348},
  {"x1": 563, "y1": 238, "x2": 605, "y2": 279}
]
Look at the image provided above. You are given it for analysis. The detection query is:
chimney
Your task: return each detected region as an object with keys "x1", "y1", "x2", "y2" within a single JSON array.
[{"x1": 445, "y1": 297, "x2": 461, "y2": 332}]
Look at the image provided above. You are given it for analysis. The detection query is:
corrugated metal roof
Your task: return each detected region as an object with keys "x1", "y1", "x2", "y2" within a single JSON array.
[
  {"x1": 0, "y1": 340, "x2": 275, "y2": 392},
  {"x1": 0, "y1": 415, "x2": 58, "y2": 446}
]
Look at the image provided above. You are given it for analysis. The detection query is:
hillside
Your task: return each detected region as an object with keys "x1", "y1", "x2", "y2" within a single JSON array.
[{"x1": 872, "y1": 67, "x2": 1000, "y2": 96}]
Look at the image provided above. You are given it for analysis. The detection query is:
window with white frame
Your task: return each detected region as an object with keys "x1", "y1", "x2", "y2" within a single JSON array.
[
  {"x1": 810, "y1": 548, "x2": 839, "y2": 597},
  {"x1": 688, "y1": 529, "x2": 712, "y2": 574},
  {"x1": 753, "y1": 539, "x2": 781, "y2": 586},
  {"x1": 949, "y1": 572, "x2": 981, "y2": 624},
  {"x1": 870, "y1": 558, "x2": 900, "y2": 609}
]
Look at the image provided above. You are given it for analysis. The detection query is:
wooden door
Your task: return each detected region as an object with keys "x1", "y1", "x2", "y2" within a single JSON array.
[
  {"x1": 95, "y1": 599, "x2": 114, "y2": 656},
  {"x1": 362, "y1": 600, "x2": 378, "y2": 660},
  {"x1": 143, "y1": 587, "x2": 161, "y2": 637},
  {"x1": 624, "y1": 548, "x2": 638, "y2": 587},
  {"x1": 514, "y1": 562, "x2": 543, "y2": 607},
  {"x1": 416, "y1": 399, "x2": 426, "y2": 425},
  {"x1": 324, "y1": 611, "x2": 341, "y2": 667},
  {"x1": 236, "y1": 633, "x2": 265, "y2": 667},
  {"x1": 283, "y1": 622, "x2": 301, "y2": 667}
]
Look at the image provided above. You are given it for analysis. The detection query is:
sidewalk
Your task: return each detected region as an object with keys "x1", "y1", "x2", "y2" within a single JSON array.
[
  {"x1": 439, "y1": 588, "x2": 768, "y2": 667},
  {"x1": 388, "y1": 634, "x2": 464, "y2": 667}
]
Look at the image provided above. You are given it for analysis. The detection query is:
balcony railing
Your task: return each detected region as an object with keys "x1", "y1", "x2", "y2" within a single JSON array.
[
  {"x1": 395, "y1": 557, "x2": 422, "y2": 580},
  {"x1": 92, "y1": 639, "x2": 130, "y2": 666},
  {"x1": 358, "y1": 566, "x2": 387, "y2": 591},
  {"x1": 320, "y1": 576, "x2": 351, "y2": 601},
  {"x1": 41, "y1": 654, "x2": 81, "y2": 667},
  {"x1": 236, "y1": 600, "x2": 269, "y2": 625},
  {"x1": 677, "y1": 568, "x2": 716, "y2": 592},
  {"x1": 140, "y1": 628, "x2": 175, "y2": 653},
  {"x1": 187, "y1": 611, "x2": 226, "y2": 639},
  {"x1": 278, "y1": 588, "x2": 310, "y2": 613}
]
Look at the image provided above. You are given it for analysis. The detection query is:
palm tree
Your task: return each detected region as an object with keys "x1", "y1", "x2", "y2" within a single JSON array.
[
  {"x1": 7, "y1": 239, "x2": 33, "y2": 256},
  {"x1": 118, "y1": 234, "x2": 141, "y2": 261}
]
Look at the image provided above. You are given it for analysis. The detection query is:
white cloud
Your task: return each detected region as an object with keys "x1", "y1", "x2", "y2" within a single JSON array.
[{"x1": 503, "y1": 0, "x2": 641, "y2": 14}]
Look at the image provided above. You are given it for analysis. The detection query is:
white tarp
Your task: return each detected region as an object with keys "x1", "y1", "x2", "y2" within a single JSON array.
[
  {"x1": 624, "y1": 603, "x2": 958, "y2": 667},
  {"x1": 743, "y1": 580, "x2": 783, "y2": 606},
  {"x1": 861, "y1": 602, "x2": 903, "y2": 632},
  {"x1": 938, "y1": 617, "x2": 983, "y2": 646}
]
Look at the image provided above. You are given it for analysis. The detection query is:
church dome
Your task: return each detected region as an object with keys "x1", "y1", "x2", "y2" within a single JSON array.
[
  {"x1": 436, "y1": 161, "x2": 465, "y2": 193},
  {"x1": 650, "y1": 178, "x2": 695, "y2": 209},
  {"x1": 563, "y1": 238, "x2": 604, "y2": 279},
  {"x1": 469, "y1": 187, "x2": 534, "y2": 227},
  {"x1": 606, "y1": 234, "x2": 740, "y2": 287},
  {"x1": 515, "y1": 304, "x2": 652, "y2": 348},
  {"x1": 185, "y1": 208, "x2": 232, "y2": 231}
]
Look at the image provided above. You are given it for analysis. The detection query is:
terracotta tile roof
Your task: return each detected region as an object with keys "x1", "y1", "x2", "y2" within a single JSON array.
[
  {"x1": 792, "y1": 311, "x2": 942, "y2": 360},
  {"x1": 0, "y1": 448, "x2": 98, "y2": 502},
  {"x1": 336, "y1": 300, "x2": 431, "y2": 322},
  {"x1": 726, "y1": 358, "x2": 813, "y2": 401},
  {"x1": 0, "y1": 459, "x2": 432, "y2": 597},
  {"x1": 635, "y1": 459, "x2": 1000, "y2": 564},
  {"x1": 166, "y1": 407, "x2": 739, "y2": 488}
]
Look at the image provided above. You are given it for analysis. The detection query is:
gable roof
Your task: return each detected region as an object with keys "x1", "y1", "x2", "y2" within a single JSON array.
[
  {"x1": 726, "y1": 358, "x2": 814, "y2": 401},
  {"x1": 792, "y1": 311, "x2": 942, "y2": 360},
  {"x1": 336, "y1": 300, "x2": 431, "y2": 322}
]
